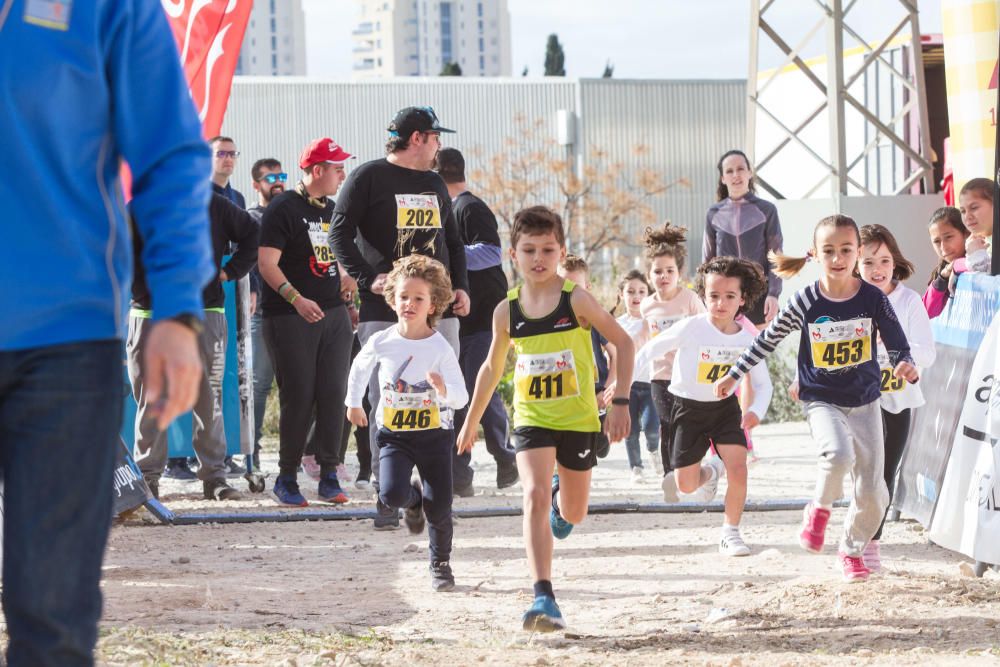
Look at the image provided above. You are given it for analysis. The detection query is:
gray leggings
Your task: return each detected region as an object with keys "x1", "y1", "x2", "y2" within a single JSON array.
[{"x1": 804, "y1": 399, "x2": 889, "y2": 557}]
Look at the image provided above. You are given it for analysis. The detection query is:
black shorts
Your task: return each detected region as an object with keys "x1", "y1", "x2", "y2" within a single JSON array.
[
  {"x1": 666, "y1": 394, "x2": 747, "y2": 469},
  {"x1": 511, "y1": 426, "x2": 598, "y2": 471}
]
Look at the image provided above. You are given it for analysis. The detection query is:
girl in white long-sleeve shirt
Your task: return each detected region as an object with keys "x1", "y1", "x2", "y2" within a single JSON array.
[
  {"x1": 635, "y1": 257, "x2": 773, "y2": 556},
  {"x1": 346, "y1": 255, "x2": 468, "y2": 592},
  {"x1": 856, "y1": 225, "x2": 936, "y2": 571}
]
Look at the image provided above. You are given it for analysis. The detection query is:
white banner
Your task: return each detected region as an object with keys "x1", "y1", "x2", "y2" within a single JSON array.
[{"x1": 929, "y1": 309, "x2": 1000, "y2": 563}]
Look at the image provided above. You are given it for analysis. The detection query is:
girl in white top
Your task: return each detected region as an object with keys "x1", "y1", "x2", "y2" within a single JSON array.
[
  {"x1": 856, "y1": 224, "x2": 935, "y2": 571},
  {"x1": 346, "y1": 255, "x2": 468, "y2": 592},
  {"x1": 614, "y1": 270, "x2": 660, "y2": 482},
  {"x1": 635, "y1": 257, "x2": 773, "y2": 556}
]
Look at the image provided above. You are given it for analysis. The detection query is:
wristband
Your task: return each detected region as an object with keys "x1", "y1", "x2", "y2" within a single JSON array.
[
  {"x1": 611, "y1": 397, "x2": 629, "y2": 406},
  {"x1": 288, "y1": 292, "x2": 299, "y2": 304},
  {"x1": 277, "y1": 281, "x2": 292, "y2": 297}
]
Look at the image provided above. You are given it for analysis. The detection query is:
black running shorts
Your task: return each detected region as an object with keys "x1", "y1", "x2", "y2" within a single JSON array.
[
  {"x1": 511, "y1": 426, "x2": 599, "y2": 471},
  {"x1": 666, "y1": 394, "x2": 747, "y2": 469}
]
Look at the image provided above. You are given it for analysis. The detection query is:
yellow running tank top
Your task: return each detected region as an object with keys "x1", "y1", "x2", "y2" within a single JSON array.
[{"x1": 508, "y1": 280, "x2": 601, "y2": 432}]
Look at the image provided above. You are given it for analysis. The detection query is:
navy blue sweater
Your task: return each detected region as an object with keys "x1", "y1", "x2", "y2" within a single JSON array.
[{"x1": 729, "y1": 280, "x2": 912, "y2": 407}]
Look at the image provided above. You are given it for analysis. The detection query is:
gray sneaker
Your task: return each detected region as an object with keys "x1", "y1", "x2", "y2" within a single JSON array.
[
  {"x1": 430, "y1": 560, "x2": 455, "y2": 592},
  {"x1": 374, "y1": 497, "x2": 400, "y2": 530}
]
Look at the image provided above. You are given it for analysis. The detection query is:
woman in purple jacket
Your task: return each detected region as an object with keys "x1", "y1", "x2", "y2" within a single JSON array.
[{"x1": 704, "y1": 150, "x2": 785, "y2": 327}]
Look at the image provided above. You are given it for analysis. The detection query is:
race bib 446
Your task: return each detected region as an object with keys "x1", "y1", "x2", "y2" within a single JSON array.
[
  {"x1": 808, "y1": 318, "x2": 872, "y2": 370},
  {"x1": 383, "y1": 391, "x2": 441, "y2": 431},
  {"x1": 395, "y1": 194, "x2": 441, "y2": 229},
  {"x1": 514, "y1": 350, "x2": 581, "y2": 402}
]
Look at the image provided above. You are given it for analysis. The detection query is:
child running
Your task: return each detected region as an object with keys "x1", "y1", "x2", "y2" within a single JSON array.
[
  {"x1": 923, "y1": 207, "x2": 969, "y2": 318},
  {"x1": 345, "y1": 255, "x2": 468, "y2": 592},
  {"x1": 715, "y1": 215, "x2": 919, "y2": 582},
  {"x1": 635, "y1": 257, "x2": 772, "y2": 556},
  {"x1": 615, "y1": 270, "x2": 661, "y2": 482},
  {"x1": 856, "y1": 224, "x2": 935, "y2": 571},
  {"x1": 456, "y1": 206, "x2": 634, "y2": 632},
  {"x1": 639, "y1": 223, "x2": 706, "y2": 479}
]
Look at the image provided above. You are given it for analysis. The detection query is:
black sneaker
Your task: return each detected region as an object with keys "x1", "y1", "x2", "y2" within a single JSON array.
[
  {"x1": 203, "y1": 478, "x2": 244, "y2": 501},
  {"x1": 404, "y1": 480, "x2": 425, "y2": 535},
  {"x1": 374, "y1": 497, "x2": 400, "y2": 530},
  {"x1": 224, "y1": 456, "x2": 246, "y2": 476},
  {"x1": 430, "y1": 560, "x2": 455, "y2": 592},
  {"x1": 496, "y1": 460, "x2": 519, "y2": 489},
  {"x1": 453, "y1": 480, "x2": 475, "y2": 498},
  {"x1": 163, "y1": 458, "x2": 197, "y2": 480},
  {"x1": 144, "y1": 477, "x2": 159, "y2": 500}
]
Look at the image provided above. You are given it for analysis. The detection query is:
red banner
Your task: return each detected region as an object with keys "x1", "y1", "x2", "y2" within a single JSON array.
[{"x1": 160, "y1": 0, "x2": 254, "y2": 138}]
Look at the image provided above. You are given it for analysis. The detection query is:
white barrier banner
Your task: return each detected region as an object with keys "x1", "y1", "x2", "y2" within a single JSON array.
[{"x1": 929, "y1": 309, "x2": 1000, "y2": 563}]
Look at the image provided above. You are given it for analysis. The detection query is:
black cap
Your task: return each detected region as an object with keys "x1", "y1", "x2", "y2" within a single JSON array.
[{"x1": 388, "y1": 106, "x2": 456, "y2": 137}]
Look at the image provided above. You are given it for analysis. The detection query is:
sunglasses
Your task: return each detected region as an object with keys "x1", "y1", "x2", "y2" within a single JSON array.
[
  {"x1": 258, "y1": 172, "x2": 288, "y2": 185},
  {"x1": 215, "y1": 150, "x2": 240, "y2": 159}
]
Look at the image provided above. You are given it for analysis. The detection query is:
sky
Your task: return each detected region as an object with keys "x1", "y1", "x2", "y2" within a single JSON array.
[{"x1": 303, "y1": 0, "x2": 944, "y2": 80}]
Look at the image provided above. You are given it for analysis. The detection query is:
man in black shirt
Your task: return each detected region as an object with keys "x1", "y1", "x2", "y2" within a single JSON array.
[
  {"x1": 127, "y1": 194, "x2": 259, "y2": 501},
  {"x1": 330, "y1": 106, "x2": 470, "y2": 528},
  {"x1": 436, "y1": 148, "x2": 518, "y2": 493},
  {"x1": 259, "y1": 138, "x2": 357, "y2": 507},
  {"x1": 210, "y1": 135, "x2": 246, "y2": 208}
]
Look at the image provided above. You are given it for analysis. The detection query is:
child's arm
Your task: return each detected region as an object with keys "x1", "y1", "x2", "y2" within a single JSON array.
[
  {"x1": 633, "y1": 319, "x2": 685, "y2": 380},
  {"x1": 922, "y1": 276, "x2": 949, "y2": 319},
  {"x1": 345, "y1": 335, "x2": 379, "y2": 426},
  {"x1": 715, "y1": 293, "x2": 806, "y2": 397},
  {"x1": 428, "y1": 345, "x2": 469, "y2": 409},
  {"x1": 456, "y1": 302, "x2": 511, "y2": 454},
  {"x1": 602, "y1": 340, "x2": 617, "y2": 404},
  {"x1": 573, "y1": 288, "x2": 634, "y2": 443},
  {"x1": 874, "y1": 292, "x2": 919, "y2": 383},
  {"x1": 743, "y1": 359, "x2": 773, "y2": 429}
]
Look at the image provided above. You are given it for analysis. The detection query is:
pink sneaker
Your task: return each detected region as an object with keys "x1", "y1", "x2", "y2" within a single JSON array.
[
  {"x1": 839, "y1": 551, "x2": 870, "y2": 582},
  {"x1": 862, "y1": 540, "x2": 882, "y2": 572},
  {"x1": 799, "y1": 503, "x2": 831, "y2": 553},
  {"x1": 301, "y1": 455, "x2": 321, "y2": 481}
]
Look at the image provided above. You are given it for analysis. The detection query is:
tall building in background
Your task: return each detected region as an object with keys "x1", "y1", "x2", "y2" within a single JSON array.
[
  {"x1": 235, "y1": 0, "x2": 307, "y2": 76},
  {"x1": 352, "y1": 0, "x2": 511, "y2": 78}
]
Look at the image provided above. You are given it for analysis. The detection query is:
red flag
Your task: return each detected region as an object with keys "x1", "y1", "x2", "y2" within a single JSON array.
[{"x1": 160, "y1": 0, "x2": 254, "y2": 138}]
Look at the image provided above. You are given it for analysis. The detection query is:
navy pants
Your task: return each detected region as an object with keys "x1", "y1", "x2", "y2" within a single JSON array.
[
  {"x1": 625, "y1": 381, "x2": 659, "y2": 468},
  {"x1": 378, "y1": 427, "x2": 454, "y2": 563},
  {"x1": 452, "y1": 330, "x2": 516, "y2": 487},
  {"x1": 0, "y1": 339, "x2": 122, "y2": 666}
]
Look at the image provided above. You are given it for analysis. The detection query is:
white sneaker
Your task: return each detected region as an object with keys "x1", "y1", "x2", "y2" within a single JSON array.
[
  {"x1": 661, "y1": 472, "x2": 679, "y2": 502},
  {"x1": 630, "y1": 466, "x2": 644, "y2": 484},
  {"x1": 651, "y1": 452, "x2": 664, "y2": 477},
  {"x1": 719, "y1": 530, "x2": 751, "y2": 557},
  {"x1": 686, "y1": 462, "x2": 720, "y2": 503}
]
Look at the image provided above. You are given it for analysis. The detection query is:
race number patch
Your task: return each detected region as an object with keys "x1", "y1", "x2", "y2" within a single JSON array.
[
  {"x1": 307, "y1": 221, "x2": 335, "y2": 264},
  {"x1": 24, "y1": 0, "x2": 72, "y2": 30},
  {"x1": 808, "y1": 318, "x2": 872, "y2": 370},
  {"x1": 647, "y1": 315, "x2": 682, "y2": 337},
  {"x1": 395, "y1": 194, "x2": 441, "y2": 229},
  {"x1": 877, "y1": 348, "x2": 905, "y2": 393},
  {"x1": 383, "y1": 390, "x2": 441, "y2": 432},
  {"x1": 514, "y1": 350, "x2": 580, "y2": 402},
  {"x1": 696, "y1": 346, "x2": 742, "y2": 384}
]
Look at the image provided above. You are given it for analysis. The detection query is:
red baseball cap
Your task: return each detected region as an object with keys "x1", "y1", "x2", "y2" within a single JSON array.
[{"x1": 298, "y1": 137, "x2": 354, "y2": 169}]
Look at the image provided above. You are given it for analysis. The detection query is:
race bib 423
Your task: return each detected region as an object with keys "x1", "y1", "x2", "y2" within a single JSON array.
[{"x1": 696, "y1": 346, "x2": 742, "y2": 384}]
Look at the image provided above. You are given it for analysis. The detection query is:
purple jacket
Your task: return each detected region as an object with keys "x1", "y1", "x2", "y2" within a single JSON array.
[{"x1": 704, "y1": 193, "x2": 784, "y2": 298}]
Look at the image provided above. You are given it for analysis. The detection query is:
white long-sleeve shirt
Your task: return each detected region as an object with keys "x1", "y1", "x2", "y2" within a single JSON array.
[
  {"x1": 345, "y1": 327, "x2": 468, "y2": 431},
  {"x1": 878, "y1": 284, "x2": 936, "y2": 413},
  {"x1": 616, "y1": 313, "x2": 651, "y2": 383},
  {"x1": 634, "y1": 313, "x2": 773, "y2": 419}
]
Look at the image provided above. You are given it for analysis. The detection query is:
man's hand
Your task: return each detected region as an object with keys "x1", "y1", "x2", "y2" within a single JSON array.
[
  {"x1": 347, "y1": 406, "x2": 368, "y2": 427},
  {"x1": 452, "y1": 289, "x2": 471, "y2": 317},
  {"x1": 370, "y1": 273, "x2": 389, "y2": 295},
  {"x1": 348, "y1": 303, "x2": 359, "y2": 329},
  {"x1": 714, "y1": 375, "x2": 738, "y2": 398},
  {"x1": 293, "y1": 296, "x2": 325, "y2": 323},
  {"x1": 763, "y1": 296, "x2": 779, "y2": 323},
  {"x1": 143, "y1": 320, "x2": 202, "y2": 430},
  {"x1": 340, "y1": 272, "x2": 358, "y2": 302},
  {"x1": 605, "y1": 403, "x2": 630, "y2": 442},
  {"x1": 456, "y1": 423, "x2": 476, "y2": 454}
]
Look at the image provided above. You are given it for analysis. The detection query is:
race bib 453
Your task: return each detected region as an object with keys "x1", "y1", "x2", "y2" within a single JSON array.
[{"x1": 808, "y1": 318, "x2": 872, "y2": 370}]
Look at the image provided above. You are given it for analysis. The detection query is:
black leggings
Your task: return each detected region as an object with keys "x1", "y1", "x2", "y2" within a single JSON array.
[
  {"x1": 874, "y1": 407, "x2": 911, "y2": 540},
  {"x1": 651, "y1": 380, "x2": 675, "y2": 475}
]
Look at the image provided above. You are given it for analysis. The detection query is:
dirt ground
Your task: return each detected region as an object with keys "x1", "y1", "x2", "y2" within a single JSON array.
[{"x1": 99, "y1": 423, "x2": 1000, "y2": 666}]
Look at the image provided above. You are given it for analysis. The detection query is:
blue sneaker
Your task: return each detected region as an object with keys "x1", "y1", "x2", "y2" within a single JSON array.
[
  {"x1": 272, "y1": 475, "x2": 308, "y2": 507},
  {"x1": 522, "y1": 595, "x2": 566, "y2": 632},
  {"x1": 318, "y1": 472, "x2": 349, "y2": 504},
  {"x1": 550, "y1": 474, "x2": 573, "y2": 539}
]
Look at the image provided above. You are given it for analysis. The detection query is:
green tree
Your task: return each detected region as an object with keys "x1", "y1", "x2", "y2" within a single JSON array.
[
  {"x1": 602, "y1": 60, "x2": 614, "y2": 78},
  {"x1": 440, "y1": 61, "x2": 462, "y2": 76},
  {"x1": 544, "y1": 34, "x2": 565, "y2": 76}
]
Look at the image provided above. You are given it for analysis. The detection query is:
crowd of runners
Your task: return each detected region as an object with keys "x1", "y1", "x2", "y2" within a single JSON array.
[{"x1": 129, "y1": 106, "x2": 996, "y2": 632}]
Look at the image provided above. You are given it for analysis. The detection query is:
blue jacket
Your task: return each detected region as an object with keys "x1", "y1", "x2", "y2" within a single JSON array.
[{"x1": 0, "y1": 0, "x2": 214, "y2": 350}]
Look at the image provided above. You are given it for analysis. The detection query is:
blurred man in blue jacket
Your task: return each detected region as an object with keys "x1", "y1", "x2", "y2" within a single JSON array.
[{"x1": 0, "y1": 1, "x2": 214, "y2": 664}]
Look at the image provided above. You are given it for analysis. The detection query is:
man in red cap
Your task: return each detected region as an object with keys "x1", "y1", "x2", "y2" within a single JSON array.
[
  {"x1": 330, "y1": 106, "x2": 470, "y2": 533},
  {"x1": 258, "y1": 137, "x2": 358, "y2": 506}
]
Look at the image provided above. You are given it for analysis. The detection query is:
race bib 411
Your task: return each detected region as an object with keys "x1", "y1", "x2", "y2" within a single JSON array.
[{"x1": 514, "y1": 349, "x2": 581, "y2": 402}]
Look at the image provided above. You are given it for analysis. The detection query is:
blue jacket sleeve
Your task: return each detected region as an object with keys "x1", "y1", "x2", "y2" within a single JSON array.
[{"x1": 108, "y1": 0, "x2": 214, "y2": 320}]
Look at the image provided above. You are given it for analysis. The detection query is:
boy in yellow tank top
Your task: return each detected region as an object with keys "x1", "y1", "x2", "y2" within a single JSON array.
[{"x1": 457, "y1": 206, "x2": 634, "y2": 633}]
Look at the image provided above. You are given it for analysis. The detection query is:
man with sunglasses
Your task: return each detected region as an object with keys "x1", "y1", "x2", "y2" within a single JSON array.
[
  {"x1": 210, "y1": 136, "x2": 246, "y2": 209},
  {"x1": 330, "y1": 106, "x2": 470, "y2": 531}
]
